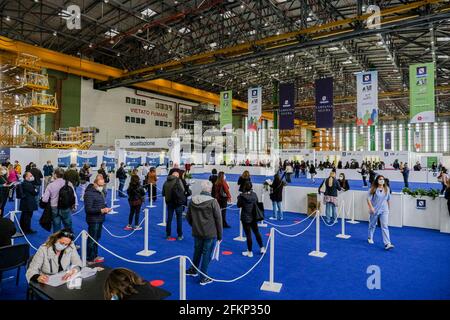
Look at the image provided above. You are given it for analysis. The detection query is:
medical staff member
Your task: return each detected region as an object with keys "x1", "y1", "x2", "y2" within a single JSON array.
[{"x1": 367, "y1": 175, "x2": 394, "y2": 250}]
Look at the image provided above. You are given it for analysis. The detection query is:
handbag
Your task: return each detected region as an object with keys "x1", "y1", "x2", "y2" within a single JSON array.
[
  {"x1": 39, "y1": 202, "x2": 52, "y2": 232},
  {"x1": 253, "y1": 202, "x2": 265, "y2": 222}
]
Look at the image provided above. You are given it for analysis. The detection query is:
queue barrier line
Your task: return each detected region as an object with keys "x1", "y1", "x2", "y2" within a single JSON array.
[
  {"x1": 263, "y1": 211, "x2": 314, "y2": 228},
  {"x1": 11, "y1": 214, "x2": 39, "y2": 251},
  {"x1": 71, "y1": 205, "x2": 85, "y2": 216},
  {"x1": 102, "y1": 217, "x2": 145, "y2": 239},
  {"x1": 273, "y1": 214, "x2": 317, "y2": 238}
]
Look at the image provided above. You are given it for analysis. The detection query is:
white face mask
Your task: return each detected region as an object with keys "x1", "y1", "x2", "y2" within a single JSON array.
[
  {"x1": 55, "y1": 242, "x2": 68, "y2": 251},
  {"x1": 96, "y1": 186, "x2": 104, "y2": 192},
  {"x1": 339, "y1": 176, "x2": 344, "y2": 180},
  {"x1": 378, "y1": 179, "x2": 385, "y2": 185},
  {"x1": 27, "y1": 176, "x2": 35, "y2": 182}
]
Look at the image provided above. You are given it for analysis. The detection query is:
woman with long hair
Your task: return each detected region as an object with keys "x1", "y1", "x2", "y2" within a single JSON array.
[
  {"x1": 269, "y1": 173, "x2": 284, "y2": 220},
  {"x1": 144, "y1": 167, "x2": 158, "y2": 202},
  {"x1": 7, "y1": 164, "x2": 19, "y2": 201},
  {"x1": 338, "y1": 172, "x2": 350, "y2": 191},
  {"x1": 214, "y1": 171, "x2": 232, "y2": 228},
  {"x1": 367, "y1": 175, "x2": 394, "y2": 250},
  {"x1": 237, "y1": 170, "x2": 251, "y2": 193},
  {"x1": 125, "y1": 175, "x2": 145, "y2": 231},
  {"x1": 318, "y1": 170, "x2": 341, "y2": 224}
]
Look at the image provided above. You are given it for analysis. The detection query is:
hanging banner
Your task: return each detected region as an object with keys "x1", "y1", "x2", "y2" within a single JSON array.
[
  {"x1": 414, "y1": 131, "x2": 421, "y2": 151},
  {"x1": 278, "y1": 83, "x2": 295, "y2": 130},
  {"x1": 356, "y1": 71, "x2": 378, "y2": 126},
  {"x1": 0, "y1": 148, "x2": 11, "y2": 165},
  {"x1": 248, "y1": 87, "x2": 262, "y2": 132},
  {"x1": 384, "y1": 132, "x2": 392, "y2": 150},
  {"x1": 220, "y1": 90, "x2": 233, "y2": 132},
  {"x1": 410, "y1": 62, "x2": 435, "y2": 123},
  {"x1": 356, "y1": 134, "x2": 365, "y2": 150},
  {"x1": 146, "y1": 157, "x2": 160, "y2": 167},
  {"x1": 57, "y1": 155, "x2": 71, "y2": 167},
  {"x1": 315, "y1": 77, "x2": 334, "y2": 128},
  {"x1": 77, "y1": 156, "x2": 98, "y2": 168}
]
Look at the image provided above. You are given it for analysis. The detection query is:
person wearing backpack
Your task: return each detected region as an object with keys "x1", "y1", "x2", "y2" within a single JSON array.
[
  {"x1": 19, "y1": 172, "x2": 39, "y2": 234},
  {"x1": 268, "y1": 173, "x2": 284, "y2": 220},
  {"x1": 214, "y1": 172, "x2": 232, "y2": 228},
  {"x1": 125, "y1": 175, "x2": 145, "y2": 231},
  {"x1": 79, "y1": 163, "x2": 92, "y2": 201},
  {"x1": 116, "y1": 162, "x2": 128, "y2": 198},
  {"x1": 64, "y1": 163, "x2": 80, "y2": 191},
  {"x1": 162, "y1": 171, "x2": 186, "y2": 240},
  {"x1": 97, "y1": 162, "x2": 110, "y2": 190},
  {"x1": 42, "y1": 168, "x2": 78, "y2": 232}
]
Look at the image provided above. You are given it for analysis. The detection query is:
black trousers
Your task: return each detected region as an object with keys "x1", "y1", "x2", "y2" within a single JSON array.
[
  {"x1": 20, "y1": 210, "x2": 34, "y2": 232},
  {"x1": 128, "y1": 204, "x2": 142, "y2": 226},
  {"x1": 362, "y1": 177, "x2": 367, "y2": 186},
  {"x1": 219, "y1": 200, "x2": 229, "y2": 227},
  {"x1": 242, "y1": 221, "x2": 263, "y2": 251}
]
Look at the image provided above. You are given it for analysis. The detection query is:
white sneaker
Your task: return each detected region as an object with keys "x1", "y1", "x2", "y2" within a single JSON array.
[
  {"x1": 385, "y1": 243, "x2": 395, "y2": 250},
  {"x1": 368, "y1": 238, "x2": 374, "y2": 244},
  {"x1": 260, "y1": 247, "x2": 266, "y2": 254},
  {"x1": 242, "y1": 251, "x2": 253, "y2": 257},
  {"x1": 269, "y1": 217, "x2": 277, "y2": 220}
]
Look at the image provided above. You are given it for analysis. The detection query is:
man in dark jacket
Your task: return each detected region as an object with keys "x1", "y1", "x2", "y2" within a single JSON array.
[
  {"x1": 29, "y1": 163, "x2": 43, "y2": 206},
  {"x1": 116, "y1": 162, "x2": 127, "y2": 198},
  {"x1": 64, "y1": 163, "x2": 80, "y2": 190},
  {"x1": 185, "y1": 180, "x2": 222, "y2": 286},
  {"x1": 19, "y1": 172, "x2": 38, "y2": 234},
  {"x1": 43, "y1": 160, "x2": 54, "y2": 189},
  {"x1": 401, "y1": 163, "x2": 410, "y2": 188},
  {"x1": 84, "y1": 174, "x2": 111, "y2": 265},
  {"x1": 162, "y1": 171, "x2": 185, "y2": 240}
]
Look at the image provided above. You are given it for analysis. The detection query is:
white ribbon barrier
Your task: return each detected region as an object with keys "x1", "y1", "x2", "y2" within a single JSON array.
[
  {"x1": 308, "y1": 211, "x2": 327, "y2": 258},
  {"x1": 9, "y1": 197, "x2": 23, "y2": 239},
  {"x1": 102, "y1": 218, "x2": 145, "y2": 239},
  {"x1": 136, "y1": 208, "x2": 156, "y2": 257},
  {"x1": 11, "y1": 214, "x2": 38, "y2": 250},
  {"x1": 71, "y1": 205, "x2": 85, "y2": 216},
  {"x1": 233, "y1": 208, "x2": 246, "y2": 242},
  {"x1": 158, "y1": 197, "x2": 167, "y2": 227},
  {"x1": 146, "y1": 183, "x2": 156, "y2": 208}
]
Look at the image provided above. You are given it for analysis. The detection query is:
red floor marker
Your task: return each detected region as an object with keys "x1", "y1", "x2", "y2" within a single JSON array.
[
  {"x1": 222, "y1": 251, "x2": 233, "y2": 255},
  {"x1": 265, "y1": 233, "x2": 270, "y2": 236},
  {"x1": 167, "y1": 237, "x2": 177, "y2": 241},
  {"x1": 150, "y1": 280, "x2": 165, "y2": 287}
]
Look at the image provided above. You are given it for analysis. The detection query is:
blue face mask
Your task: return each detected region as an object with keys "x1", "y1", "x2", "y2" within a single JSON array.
[{"x1": 111, "y1": 294, "x2": 119, "y2": 300}]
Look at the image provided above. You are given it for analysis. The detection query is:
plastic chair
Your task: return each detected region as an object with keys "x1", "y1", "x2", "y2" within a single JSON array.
[{"x1": 0, "y1": 243, "x2": 30, "y2": 289}]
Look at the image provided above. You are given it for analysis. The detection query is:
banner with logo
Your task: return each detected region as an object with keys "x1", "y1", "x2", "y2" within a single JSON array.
[
  {"x1": 410, "y1": 62, "x2": 435, "y2": 123},
  {"x1": 384, "y1": 132, "x2": 392, "y2": 150},
  {"x1": 77, "y1": 156, "x2": 98, "y2": 168},
  {"x1": 414, "y1": 131, "x2": 421, "y2": 151},
  {"x1": 356, "y1": 71, "x2": 378, "y2": 126},
  {"x1": 0, "y1": 148, "x2": 10, "y2": 165},
  {"x1": 278, "y1": 83, "x2": 295, "y2": 130},
  {"x1": 356, "y1": 134, "x2": 365, "y2": 150},
  {"x1": 146, "y1": 157, "x2": 160, "y2": 167},
  {"x1": 248, "y1": 87, "x2": 262, "y2": 132},
  {"x1": 220, "y1": 90, "x2": 233, "y2": 131},
  {"x1": 315, "y1": 77, "x2": 334, "y2": 128}
]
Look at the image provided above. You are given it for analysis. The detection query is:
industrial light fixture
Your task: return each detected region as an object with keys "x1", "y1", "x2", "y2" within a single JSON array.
[
  {"x1": 53, "y1": 31, "x2": 57, "y2": 36},
  {"x1": 6, "y1": 16, "x2": 11, "y2": 21},
  {"x1": 89, "y1": 43, "x2": 93, "y2": 48}
]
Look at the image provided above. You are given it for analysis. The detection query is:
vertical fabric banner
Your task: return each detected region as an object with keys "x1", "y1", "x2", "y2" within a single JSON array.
[
  {"x1": 370, "y1": 125, "x2": 376, "y2": 151},
  {"x1": 356, "y1": 134, "x2": 365, "y2": 150},
  {"x1": 384, "y1": 132, "x2": 392, "y2": 150},
  {"x1": 315, "y1": 77, "x2": 334, "y2": 128},
  {"x1": 356, "y1": 71, "x2": 378, "y2": 126},
  {"x1": 278, "y1": 83, "x2": 295, "y2": 130},
  {"x1": 248, "y1": 87, "x2": 262, "y2": 132},
  {"x1": 220, "y1": 90, "x2": 233, "y2": 131},
  {"x1": 414, "y1": 131, "x2": 421, "y2": 151},
  {"x1": 410, "y1": 62, "x2": 435, "y2": 123}
]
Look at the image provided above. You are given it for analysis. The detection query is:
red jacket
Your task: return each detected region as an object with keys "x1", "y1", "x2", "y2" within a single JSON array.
[{"x1": 215, "y1": 181, "x2": 231, "y2": 202}]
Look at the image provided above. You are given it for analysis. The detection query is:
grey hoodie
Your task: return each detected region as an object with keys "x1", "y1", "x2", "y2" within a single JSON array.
[{"x1": 186, "y1": 192, "x2": 223, "y2": 241}]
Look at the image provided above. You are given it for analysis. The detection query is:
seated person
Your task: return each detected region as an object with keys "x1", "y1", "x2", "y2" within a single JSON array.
[
  {"x1": 26, "y1": 228, "x2": 82, "y2": 284},
  {"x1": 104, "y1": 268, "x2": 171, "y2": 300},
  {"x1": 0, "y1": 216, "x2": 16, "y2": 247}
]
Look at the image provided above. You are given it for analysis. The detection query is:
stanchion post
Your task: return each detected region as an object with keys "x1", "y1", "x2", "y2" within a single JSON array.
[
  {"x1": 11, "y1": 193, "x2": 23, "y2": 238},
  {"x1": 308, "y1": 210, "x2": 327, "y2": 258},
  {"x1": 137, "y1": 208, "x2": 156, "y2": 256},
  {"x1": 260, "y1": 227, "x2": 282, "y2": 292},
  {"x1": 109, "y1": 187, "x2": 119, "y2": 214},
  {"x1": 158, "y1": 197, "x2": 167, "y2": 227},
  {"x1": 147, "y1": 183, "x2": 156, "y2": 208},
  {"x1": 233, "y1": 208, "x2": 246, "y2": 242},
  {"x1": 81, "y1": 230, "x2": 87, "y2": 267},
  {"x1": 179, "y1": 256, "x2": 186, "y2": 300},
  {"x1": 113, "y1": 176, "x2": 119, "y2": 203},
  {"x1": 336, "y1": 200, "x2": 351, "y2": 239},
  {"x1": 347, "y1": 191, "x2": 359, "y2": 224}
]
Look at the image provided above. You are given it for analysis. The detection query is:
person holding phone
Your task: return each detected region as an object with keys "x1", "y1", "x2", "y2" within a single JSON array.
[
  {"x1": 26, "y1": 228, "x2": 81, "y2": 284},
  {"x1": 84, "y1": 174, "x2": 112, "y2": 265},
  {"x1": 367, "y1": 175, "x2": 394, "y2": 250}
]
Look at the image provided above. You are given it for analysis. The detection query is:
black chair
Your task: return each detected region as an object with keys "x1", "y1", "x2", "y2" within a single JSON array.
[{"x1": 0, "y1": 243, "x2": 30, "y2": 290}]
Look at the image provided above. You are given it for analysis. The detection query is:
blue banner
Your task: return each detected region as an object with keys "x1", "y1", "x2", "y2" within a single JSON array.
[
  {"x1": 126, "y1": 156, "x2": 142, "y2": 168},
  {"x1": 77, "y1": 156, "x2": 98, "y2": 168},
  {"x1": 146, "y1": 157, "x2": 160, "y2": 167},
  {"x1": 279, "y1": 83, "x2": 295, "y2": 130},
  {"x1": 103, "y1": 156, "x2": 116, "y2": 171},
  {"x1": 384, "y1": 132, "x2": 392, "y2": 150},
  {"x1": 58, "y1": 155, "x2": 71, "y2": 168},
  {"x1": 315, "y1": 77, "x2": 334, "y2": 128},
  {"x1": 0, "y1": 148, "x2": 10, "y2": 165}
]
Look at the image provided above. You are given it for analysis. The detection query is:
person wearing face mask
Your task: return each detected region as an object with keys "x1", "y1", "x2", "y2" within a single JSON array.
[
  {"x1": 214, "y1": 171, "x2": 232, "y2": 228},
  {"x1": 338, "y1": 173, "x2": 350, "y2": 191},
  {"x1": 26, "y1": 228, "x2": 81, "y2": 284},
  {"x1": 367, "y1": 175, "x2": 394, "y2": 250},
  {"x1": 318, "y1": 170, "x2": 341, "y2": 224},
  {"x1": 43, "y1": 160, "x2": 54, "y2": 190},
  {"x1": 0, "y1": 166, "x2": 10, "y2": 217},
  {"x1": 84, "y1": 174, "x2": 112, "y2": 265},
  {"x1": 19, "y1": 172, "x2": 39, "y2": 234}
]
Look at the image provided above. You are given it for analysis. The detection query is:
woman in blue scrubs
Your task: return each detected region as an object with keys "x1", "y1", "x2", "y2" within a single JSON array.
[{"x1": 367, "y1": 175, "x2": 394, "y2": 250}]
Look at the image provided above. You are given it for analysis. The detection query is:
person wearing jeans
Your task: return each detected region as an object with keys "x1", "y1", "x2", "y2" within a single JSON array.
[
  {"x1": 116, "y1": 162, "x2": 127, "y2": 198},
  {"x1": 269, "y1": 173, "x2": 284, "y2": 220},
  {"x1": 166, "y1": 204, "x2": 184, "y2": 239},
  {"x1": 125, "y1": 175, "x2": 145, "y2": 230},
  {"x1": 162, "y1": 171, "x2": 185, "y2": 240},
  {"x1": 84, "y1": 174, "x2": 111, "y2": 264},
  {"x1": 185, "y1": 181, "x2": 223, "y2": 286},
  {"x1": 318, "y1": 170, "x2": 341, "y2": 224}
]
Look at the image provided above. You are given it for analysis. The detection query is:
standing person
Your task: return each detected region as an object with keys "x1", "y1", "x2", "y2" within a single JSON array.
[
  {"x1": 185, "y1": 181, "x2": 223, "y2": 286},
  {"x1": 25, "y1": 162, "x2": 32, "y2": 173},
  {"x1": 7, "y1": 164, "x2": 19, "y2": 201},
  {"x1": 79, "y1": 163, "x2": 92, "y2": 201},
  {"x1": 43, "y1": 160, "x2": 54, "y2": 190},
  {"x1": 14, "y1": 160, "x2": 22, "y2": 176},
  {"x1": 116, "y1": 163, "x2": 128, "y2": 198},
  {"x1": 438, "y1": 167, "x2": 448, "y2": 195},
  {"x1": 208, "y1": 169, "x2": 218, "y2": 198},
  {"x1": 97, "y1": 163, "x2": 110, "y2": 190},
  {"x1": 237, "y1": 182, "x2": 265, "y2": 257},
  {"x1": 431, "y1": 162, "x2": 437, "y2": 172},
  {"x1": 184, "y1": 162, "x2": 191, "y2": 174},
  {"x1": 214, "y1": 172, "x2": 232, "y2": 228},
  {"x1": 269, "y1": 174, "x2": 284, "y2": 220},
  {"x1": 338, "y1": 173, "x2": 350, "y2": 191},
  {"x1": 285, "y1": 162, "x2": 293, "y2": 183},
  {"x1": 64, "y1": 163, "x2": 80, "y2": 191},
  {"x1": 0, "y1": 166, "x2": 10, "y2": 217},
  {"x1": 29, "y1": 163, "x2": 43, "y2": 206},
  {"x1": 142, "y1": 163, "x2": 150, "y2": 183},
  {"x1": 84, "y1": 174, "x2": 111, "y2": 265},
  {"x1": 401, "y1": 163, "x2": 410, "y2": 188},
  {"x1": 444, "y1": 180, "x2": 450, "y2": 216},
  {"x1": 309, "y1": 164, "x2": 317, "y2": 183},
  {"x1": 237, "y1": 170, "x2": 251, "y2": 193},
  {"x1": 318, "y1": 170, "x2": 342, "y2": 224},
  {"x1": 19, "y1": 172, "x2": 38, "y2": 234},
  {"x1": 294, "y1": 162, "x2": 300, "y2": 179},
  {"x1": 368, "y1": 167, "x2": 377, "y2": 186},
  {"x1": 367, "y1": 175, "x2": 394, "y2": 250},
  {"x1": 125, "y1": 175, "x2": 145, "y2": 231},
  {"x1": 42, "y1": 168, "x2": 78, "y2": 232},
  {"x1": 162, "y1": 171, "x2": 186, "y2": 240},
  {"x1": 144, "y1": 167, "x2": 158, "y2": 202},
  {"x1": 358, "y1": 165, "x2": 368, "y2": 187}
]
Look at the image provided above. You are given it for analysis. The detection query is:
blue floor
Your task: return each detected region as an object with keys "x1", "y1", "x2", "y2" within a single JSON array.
[{"x1": 1, "y1": 176, "x2": 449, "y2": 300}]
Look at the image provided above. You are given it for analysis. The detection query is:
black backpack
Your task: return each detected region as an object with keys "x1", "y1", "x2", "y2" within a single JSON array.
[
  {"x1": 171, "y1": 179, "x2": 186, "y2": 206},
  {"x1": 58, "y1": 181, "x2": 76, "y2": 210},
  {"x1": 15, "y1": 183, "x2": 24, "y2": 199}
]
